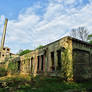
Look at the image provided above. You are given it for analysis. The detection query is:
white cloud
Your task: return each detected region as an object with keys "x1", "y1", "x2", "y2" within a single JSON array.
[
  {"x1": 0, "y1": 0, "x2": 92, "y2": 53},
  {"x1": 64, "y1": 0, "x2": 76, "y2": 5}
]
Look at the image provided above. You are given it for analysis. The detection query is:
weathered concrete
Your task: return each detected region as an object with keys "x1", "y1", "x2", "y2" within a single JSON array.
[{"x1": 6, "y1": 36, "x2": 92, "y2": 81}]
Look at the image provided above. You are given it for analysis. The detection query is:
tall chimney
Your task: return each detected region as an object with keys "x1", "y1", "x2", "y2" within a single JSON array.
[{"x1": 1, "y1": 18, "x2": 8, "y2": 49}]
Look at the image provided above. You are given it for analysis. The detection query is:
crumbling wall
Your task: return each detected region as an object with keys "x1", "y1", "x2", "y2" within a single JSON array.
[
  {"x1": 72, "y1": 40, "x2": 92, "y2": 81},
  {"x1": 60, "y1": 37, "x2": 73, "y2": 81},
  {"x1": 4, "y1": 36, "x2": 92, "y2": 82}
]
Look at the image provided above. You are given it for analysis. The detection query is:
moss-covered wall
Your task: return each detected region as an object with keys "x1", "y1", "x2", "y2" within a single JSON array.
[
  {"x1": 72, "y1": 40, "x2": 92, "y2": 81},
  {"x1": 5, "y1": 36, "x2": 92, "y2": 81}
]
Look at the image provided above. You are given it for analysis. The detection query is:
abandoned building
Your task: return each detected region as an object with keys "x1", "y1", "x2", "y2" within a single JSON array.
[
  {"x1": 10, "y1": 36, "x2": 92, "y2": 81},
  {"x1": 0, "y1": 19, "x2": 92, "y2": 81}
]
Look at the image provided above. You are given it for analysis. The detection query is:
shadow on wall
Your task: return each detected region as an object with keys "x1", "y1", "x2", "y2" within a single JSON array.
[{"x1": 73, "y1": 48, "x2": 92, "y2": 82}]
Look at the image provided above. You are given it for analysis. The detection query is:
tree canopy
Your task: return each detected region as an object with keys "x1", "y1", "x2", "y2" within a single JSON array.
[
  {"x1": 88, "y1": 34, "x2": 92, "y2": 44},
  {"x1": 36, "y1": 45, "x2": 44, "y2": 49},
  {"x1": 18, "y1": 49, "x2": 32, "y2": 56}
]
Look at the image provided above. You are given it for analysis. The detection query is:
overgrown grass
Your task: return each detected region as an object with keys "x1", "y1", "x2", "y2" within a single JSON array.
[{"x1": 0, "y1": 75, "x2": 92, "y2": 92}]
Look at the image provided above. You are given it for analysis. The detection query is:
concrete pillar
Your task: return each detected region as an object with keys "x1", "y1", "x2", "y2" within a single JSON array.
[
  {"x1": 54, "y1": 50, "x2": 58, "y2": 71},
  {"x1": 33, "y1": 56, "x2": 37, "y2": 76},
  {"x1": 26, "y1": 59, "x2": 30, "y2": 73},
  {"x1": 47, "y1": 52, "x2": 51, "y2": 72}
]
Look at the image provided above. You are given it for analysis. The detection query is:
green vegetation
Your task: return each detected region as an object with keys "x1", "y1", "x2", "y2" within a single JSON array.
[
  {"x1": 7, "y1": 61, "x2": 18, "y2": 74},
  {"x1": 0, "y1": 76, "x2": 92, "y2": 92},
  {"x1": 18, "y1": 49, "x2": 32, "y2": 56},
  {"x1": 18, "y1": 45, "x2": 44, "y2": 56},
  {"x1": 88, "y1": 34, "x2": 92, "y2": 44},
  {"x1": 89, "y1": 40, "x2": 92, "y2": 44},
  {"x1": 36, "y1": 45, "x2": 44, "y2": 49},
  {"x1": 0, "y1": 67, "x2": 7, "y2": 77}
]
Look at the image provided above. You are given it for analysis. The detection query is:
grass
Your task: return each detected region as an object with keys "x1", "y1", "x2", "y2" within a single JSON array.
[{"x1": 0, "y1": 75, "x2": 92, "y2": 92}]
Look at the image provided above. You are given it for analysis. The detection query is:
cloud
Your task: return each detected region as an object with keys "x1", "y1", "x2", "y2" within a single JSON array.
[
  {"x1": 0, "y1": 0, "x2": 92, "y2": 53},
  {"x1": 64, "y1": 0, "x2": 76, "y2": 5}
]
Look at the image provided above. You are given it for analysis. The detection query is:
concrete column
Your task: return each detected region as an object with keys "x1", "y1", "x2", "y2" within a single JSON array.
[
  {"x1": 27, "y1": 59, "x2": 30, "y2": 73},
  {"x1": 34, "y1": 56, "x2": 37, "y2": 76},
  {"x1": 47, "y1": 52, "x2": 51, "y2": 72},
  {"x1": 54, "y1": 50, "x2": 58, "y2": 71}
]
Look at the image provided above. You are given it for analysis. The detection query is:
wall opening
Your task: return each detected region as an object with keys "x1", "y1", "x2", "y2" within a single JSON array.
[
  {"x1": 37, "y1": 56, "x2": 40, "y2": 72},
  {"x1": 41, "y1": 55, "x2": 44, "y2": 71},
  {"x1": 2, "y1": 54, "x2": 4, "y2": 57},
  {"x1": 3, "y1": 48, "x2": 5, "y2": 50},
  {"x1": 57, "y1": 50, "x2": 61, "y2": 70},
  {"x1": 7, "y1": 48, "x2": 10, "y2": 51},
  {"x1": 51, "y1": 52, "x2": 55, "y2": 71},
  {"x1": 18, "y1": 61, "x2": 20, "y2": 72},
  {"x1": 0, "y1": 52, "x2": 1, "y2": 58},
  {"x1": 31, "y1": 57, "x2": 33, "y2": 73}
]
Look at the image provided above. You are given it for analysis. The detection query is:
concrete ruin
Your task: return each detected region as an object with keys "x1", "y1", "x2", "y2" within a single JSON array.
[
  {"x1": 10, "y1": 36, "x2": 92, "y2": 81},
  {"x1": 0, "y1": 19, "x2": 17, "y2": 63},
  {"x1": 0, "y1": 19, "x2": 92, "y2": 81},
  {"x1": 0, "y1": 19, "x2": 11, "y2": 63}
]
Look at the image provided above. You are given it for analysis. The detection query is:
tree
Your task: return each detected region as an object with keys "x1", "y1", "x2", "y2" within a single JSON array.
[
  {"x1": 18, "y1": 49, "x2": 32, "y2": 56},
  {"x1": 70, "y1": 27, "x2": 88, "y2": 41},
  {"x1": 36, "y1": 45, "x2": 44, "y2": 49},
  {"x1": 88, "y1": 34, "x2": 92, "y2": 44}
]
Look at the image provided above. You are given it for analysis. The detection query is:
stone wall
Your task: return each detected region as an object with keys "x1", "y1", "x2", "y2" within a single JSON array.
[
  {"x1": 5, "y1": 36, "x2": 92, "y2": 81},
  {"x1": 72, "y1": 39, "x2": 92, "y2": 81}
]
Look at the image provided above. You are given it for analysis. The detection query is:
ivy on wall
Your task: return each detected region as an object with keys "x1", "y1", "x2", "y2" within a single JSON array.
[
  {"x1": 7, "y1": 60, "x2": 19, "y2": 74},
  {"x1": 61, "y1": 46, "x2": 73, "y2": 81},
  {"x1": 0, "y1": 67, "x2": 7, "y2": 77}
]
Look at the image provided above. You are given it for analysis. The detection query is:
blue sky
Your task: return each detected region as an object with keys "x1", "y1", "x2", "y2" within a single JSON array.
[
  {"x1": 0, "y1": 0, "x2": 92, "y2": 53},
  {"x1": 0, "y1": 0, "x2": 48, "y2": 19}
]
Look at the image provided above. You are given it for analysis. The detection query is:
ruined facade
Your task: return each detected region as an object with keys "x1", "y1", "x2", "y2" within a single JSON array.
[
  {"x1": 0, "y1": 47, "x2": 10, "y2": 62},
  {"x1": 0, "y1": 19, "x2": 91, "y2": 81},
  {"x1": 11, "y1": 36, "x2": 92, "y2": 81},
  {"x1": 0, "y1": 18, "x2": 11, "y2": 63}
]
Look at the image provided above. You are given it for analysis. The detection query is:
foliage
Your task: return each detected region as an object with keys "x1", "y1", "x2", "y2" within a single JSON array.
[
  {"x1": 7, "y1": 61, "x2": 18, "y2": 74},
  {"x1": 18, "y1": 49, "x2": 32, "y2": 56},
  {"x1": 62, "y1": 48, "x2": 73, "y2": 80},
  {"x1": 88, "y1": 34, "x2": 92, "y2": 44},
  {"x1": 89, "y1": 40, "x2": 92, "y2": 44},
  {"x1": 36, "y1": 45, "x2": 44, "y2": 49},
  {"x1": 0, "y1": 76, "x2": 92, "y2": 92},
  {"x1": 0, "y1": 67, "x2": 7, "y2": 77}
]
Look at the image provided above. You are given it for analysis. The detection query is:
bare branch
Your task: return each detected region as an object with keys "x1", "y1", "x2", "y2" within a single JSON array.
[{"x1": 70, "y1": 27, "x2": 88, "y2": 41}]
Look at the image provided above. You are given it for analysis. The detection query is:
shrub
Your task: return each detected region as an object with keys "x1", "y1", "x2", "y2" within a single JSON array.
[
  {"x1": 7, "y1": 61, "x2": 18, "y2": 74},
  {"x1": 36, "y1": 45, "x2": 44, "y2": 49},
  {"x1": 0, "y1": 67, "x2": 7, "y2": 77}
]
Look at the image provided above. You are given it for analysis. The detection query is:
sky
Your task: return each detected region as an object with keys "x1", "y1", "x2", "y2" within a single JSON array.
[{"x1": 0, "y1": 0, "x2": 92, "y2": 53}]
